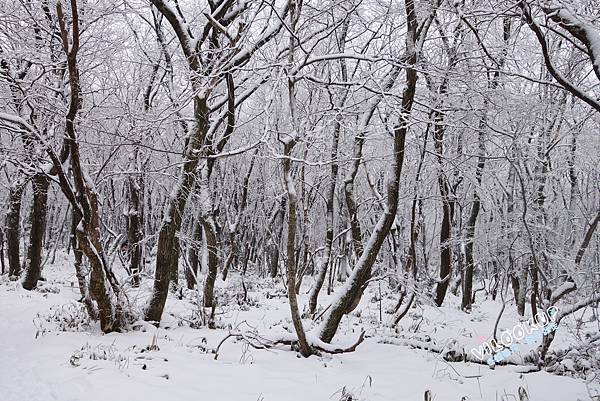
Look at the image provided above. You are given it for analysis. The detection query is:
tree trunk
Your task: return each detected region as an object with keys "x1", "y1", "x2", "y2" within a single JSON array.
[
  {"x1": 574, "y1": 210, "x2": 600, "y2": 265},
  {"x1": 517, "y1": 259, "x2": 528, "y2": 316},
  {"x1": 462, "y1": 197, "x2": 480, "y2": 311},
  {"x1": 127, "y1": 175, "x2": 143, "y2": 287},
  {"x1": 318, "y1": 1, "x2": 419, "y2": 339},
  {"x1": 145, "y1": 96, "x2": 210, "y2": 324},
  {"x1": 391, "y1": 113, "x2": 429, "y2": 325},
  {"x1": 22, "y1": 174, "x2": 50, "y2": 290},
  {"x1": 71, "y1": 208, "x2": 97, "y2": 320},
  {"x1": 0, "y1": 228, "x2": 5, "y2": 275},
  {"x1": 76, "y1": 187, "x2": 123, "y2": 332},
  {"x1": 201, "y1": 216, "x2": 218, "y2": 307},
  {"x1": 267, "y1": 243, "x2": 279, "y2": 278},
  {"x1": 186, "y1": 218, "x2": 203, "y2": 289},
  {"x1": 199, "y1": 164, "x2": 219, "y2": 308},
  {"x1": 52, "y1": 0, "x2": 124, "y2": 332},
  {"x1": 282, "y1": 138, "x2": 312, "y2": 356},
  {"x1": 435, "y1": 179, "x2": 454, "y2": 306},
  {"x1": 222, "y1": 153, "x2": 254, "y2": 282},
  {"x1": 6, "y1": 179, "x2": 25, "y2": 279},
  {"x1": 308, "y1": 103, "x2": 342, "y2": 314},
  {"x1": 267, "y1": 199, "x2": 286, "y2": 278}
]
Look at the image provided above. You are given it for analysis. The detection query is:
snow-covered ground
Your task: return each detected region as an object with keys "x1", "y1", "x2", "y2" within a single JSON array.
[{"x1": 0, "y1": 256, "x2": 597, "y2": 401}]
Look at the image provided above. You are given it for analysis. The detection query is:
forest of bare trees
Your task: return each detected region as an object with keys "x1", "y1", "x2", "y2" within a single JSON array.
[{"x1": 0, "y1": 0, "x2": 599, "y2": 399}]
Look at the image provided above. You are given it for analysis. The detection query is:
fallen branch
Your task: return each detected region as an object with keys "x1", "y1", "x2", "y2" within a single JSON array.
[
  {"x1": 213, "y1": 327, "x2": 365, "y2": 359},
  {"x1": 378, "y1": 336, "x2": 524, "y2": 367}
]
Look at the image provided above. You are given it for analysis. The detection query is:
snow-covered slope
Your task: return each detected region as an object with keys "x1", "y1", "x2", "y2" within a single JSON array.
[{"x1": 0, "y1": 257, "x2": 595, "y2": 401}]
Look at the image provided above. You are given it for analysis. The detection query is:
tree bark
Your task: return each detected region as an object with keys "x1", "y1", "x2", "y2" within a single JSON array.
[
  {"x1": 186, "y1": 218, "x2": 203, "y2": 289},
  {"x1": 267, "y1": 199, "x2": 286, "y2": 278},
  {"x1": 434, "y1": 178, "x2": 454, "y2": 307},
  {"x1": 22, "y1": 174, "x2": 50, "y2": 290},
  {"x1": 198, "y1": 164, "x2": 219, "y2": 308},
  {"x1": 319, "y1": 0, "x2": 420, "y2": 341},
  {"x1": 71, "y1": 208, "x2": 97, "y2": 320},
  {"x1": 461, "y1": 18, "x2": 510, "y2": 311},
  {"x1": 308, "y1": 97, "x2": 343, "y2": 314},
  {"x1": 52, "y1": 0, "x2": 124, "y2": 332},
  {"x1": 6, "y1": 179, "x2": 25, "y2": 278},
  {"x1": 145, "y1": 96, "x2": 210, "y2": 323},
  {"x1": 574, "y1": 210, "x2": 600, "y2": 266},
  {"x1": 0, "y1": 228, "x2": 5, "y2": 275},
  {"x1": 282, "y1": 139, "x2": 312, "y2": 356}
]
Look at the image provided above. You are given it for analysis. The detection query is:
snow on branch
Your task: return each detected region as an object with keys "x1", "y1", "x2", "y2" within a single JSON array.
[
  {"x1": 541, "y1": 0, "x2": 600, "y2": 81},
  {"x1": 519, "y1": 0, "x2": 600, "y2": 113},
  {"x1": 212, "y1": 325, "x2": 365, "y2": 359}
]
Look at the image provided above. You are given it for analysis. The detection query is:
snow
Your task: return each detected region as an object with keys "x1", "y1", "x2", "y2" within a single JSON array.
[
  {"x1": 584, "y1": 24, "x2": 600, "y2": 72},
  {"x1": 0, "y1": 255, "x2": 595, "y2": 401},
  {"x1": 546, "y1": 1, "x2": 600, "y2": 74}
]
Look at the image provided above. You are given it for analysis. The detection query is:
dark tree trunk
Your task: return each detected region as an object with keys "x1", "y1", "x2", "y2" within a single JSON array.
[
  {"x1": 432, "y1": 73, "x2": 456, "y2": 307},
  {"x1": 0, "y1": 228, "x2": 5, "y2": 275},
  {"x1": 146, "y1": 215, "x2": 181, "y2": 323},
  {"x1": 435, "y1": 183, "x2": 454, "y2": 306},
  {"x1": 53, "y1": 0, "x2": 124, "y2": 332},
  {"x1": 267, "y1": 199, "x2": 286, "y2": 278},
  {"x1": 319, "y1": 4, "x2": 419, "y2": 339},
  {"x1": 127, "y1": 176, "x2": 143, "y2": 287},
  {"x1": 308, "y1": 105, "x2": 342, "y2": 314},
  {"x1": 510, "y1": 274, "x2": 520, "y2": 305},
  {"x1": 6, "y1": 180, "x2": 25, "y2": 278},
  {"x1": 186, "y1": 218, "x2": 203, "y2": 289},
  {"x1": 530, "y1": 257, "x2": 539, "y2": 318},
  {"x1": 282, "y1": 138, "x2": 312, "y2": 357},
  {"x1": 71, "y1": 208, "x2": 97, "y2": 320},
  {"x1": 267, "y1": 243, "x2": 280, "y2": 278},
  {"x1": 517, "y1": 260, "x2": 528, "y2": 316},
  {"x1": 199, "y1": 164, "x2": 219, "y2": 308},
  {"x1": 575, "y1": 210, "x2": 600, "y2": 265},
  {"x1": 77, "y1": 188, "x2": 124, "y2": 332},
  {"x1": 201, "y1": 214, "x2": 218, "y2": 308},
  {"x1": 462, "y1": 197, "x2": 479, "y2": 311},
  {"x1": 145, "y1": 96, "x2": 209, "y2": 324},
  {"x1": 23, "y1": 174, "x2": 50, "y2": 290}
]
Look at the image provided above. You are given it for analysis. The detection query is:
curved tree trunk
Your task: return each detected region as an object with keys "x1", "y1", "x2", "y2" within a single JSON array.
[
  {"x1": 308, "y1": 103, "x2": 342, "y2": 314},
  {"x1": 319, "y1": 7, "x2": 419, "y2": 340},
  {"x1": 282, "y1": 138, "x2": 312, "y2": 357},
  {"x1": 308, "y1": 16, "x2": 349, "y2": 314},
  {"x1": 145, "y1": 96, "x2": 210, "y2": 323},
  {"x1": 222, "y1": 152, "x2": 255, "y2": 281},
  {"x1": 428, "y1": 15, "x2": 468, "y2": 308},
  {"x1": 52, "y1": 0, "x2": 124, "y2": 332},
  {"x1": 76, "y1": 187, "x2": 124, "y2": 332},
  {"x1": 318, "y1": 0, "x2": 429, "y2": 342},
  {"x1": 391, "y1": 103, "x2": 430, "y2": 325}
]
